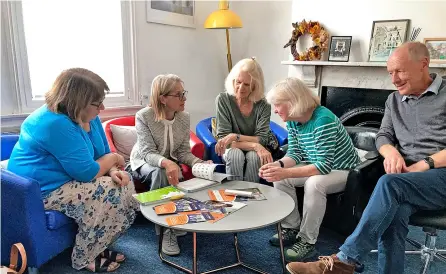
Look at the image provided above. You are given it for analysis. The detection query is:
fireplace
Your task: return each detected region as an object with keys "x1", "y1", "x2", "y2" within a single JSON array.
[
  {"x1": 320, "y1": 86, "x2": 394, "y2": 128},
  {"x1": 283, "y1": 62, "x2": 445, "y2": 128}
]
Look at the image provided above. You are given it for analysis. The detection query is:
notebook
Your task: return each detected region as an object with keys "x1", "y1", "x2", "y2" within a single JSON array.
[{"x1": 132, "y1": 186, "x2": 185, "y2": 205}]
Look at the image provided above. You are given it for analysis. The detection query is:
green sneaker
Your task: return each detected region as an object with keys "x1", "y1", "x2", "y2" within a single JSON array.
[
  {"x1": 269, "y1": 228, "x2": 298, "y2": 247},
  {"x1": 284, "y1": 238, "x2": 317, "y2": 262}
]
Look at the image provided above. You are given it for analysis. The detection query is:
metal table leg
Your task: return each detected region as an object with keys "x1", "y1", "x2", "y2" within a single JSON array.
[
  {"x1": 277, "y1": 223, "x2": 287, "y2": 273},
  {"x1": 158, "y1": 229, "x2": 272, "y2": 274}
]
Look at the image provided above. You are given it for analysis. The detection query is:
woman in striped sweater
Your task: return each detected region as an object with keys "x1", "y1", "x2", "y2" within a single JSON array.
[{"x1": 260, "y1": 77, "x2": 360, "y2": 262}]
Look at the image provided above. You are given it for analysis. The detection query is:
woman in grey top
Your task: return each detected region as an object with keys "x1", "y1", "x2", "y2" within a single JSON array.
[
  {"x1": 215, "y1": 58, "x2": 278, "y2": 183},
  {"x1": 129, "y1": 74, "x2": 208, "y2": 256}
]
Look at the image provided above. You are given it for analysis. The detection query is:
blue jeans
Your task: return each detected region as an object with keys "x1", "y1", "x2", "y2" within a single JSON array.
[{"x1": 339, "y1": 168, "x2": 446, "y2": 274}]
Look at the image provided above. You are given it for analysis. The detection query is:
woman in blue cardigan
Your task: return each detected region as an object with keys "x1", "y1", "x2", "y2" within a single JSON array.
[{"x1": 7, "y1": 68, "x2": 138, "y2": 272}]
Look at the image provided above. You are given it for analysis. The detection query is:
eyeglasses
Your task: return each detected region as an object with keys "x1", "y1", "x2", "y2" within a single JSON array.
[
  {"x1": 164, "y1": 90, "x2": 188, "y2": 100},
  {"x1": 90, "y1": 101, "x2": 103, "y2": 108}
]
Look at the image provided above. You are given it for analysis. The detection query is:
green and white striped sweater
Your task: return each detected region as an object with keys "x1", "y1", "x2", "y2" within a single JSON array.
[{"x1": 286, "y1": 106, "x2": 360, "y2": 175}]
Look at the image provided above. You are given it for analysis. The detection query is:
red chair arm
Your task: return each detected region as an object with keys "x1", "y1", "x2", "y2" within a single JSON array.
[{"x1": 189, "y1": 131, "x2": 204, "y2": 159}]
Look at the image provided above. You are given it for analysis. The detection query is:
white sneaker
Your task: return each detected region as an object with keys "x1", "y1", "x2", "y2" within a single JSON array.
[
  {"x1": 174, "y1": 229, "x2": 187, "y2": 237},
  {"x1": 162, "y1": 229, "x2": 180, "y2": 256}
]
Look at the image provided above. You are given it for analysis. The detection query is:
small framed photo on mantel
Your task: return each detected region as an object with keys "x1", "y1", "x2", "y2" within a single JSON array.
[{"x1": 328, "y1": 36, "x2": 352, "y2": 62}]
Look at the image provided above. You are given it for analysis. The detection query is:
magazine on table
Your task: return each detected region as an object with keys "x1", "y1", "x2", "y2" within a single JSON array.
[
  {"x1": 153, "y1": 197, "x2": 207, "y2": 215},
  {"x1": 176, "y1": 163, "x2": 235, "y2": 193},
  {"x1": 204, "y1": 200, "x2": 247, "y2": 223},
  {"x1": 233, "y1": 188, "x2": 267, "y2": 201},
  {"x1": 156, "y1": 197, "x2": 247, "y2": 225},
  {"x1": 166, "y1": 211, "x2": 215, "y2": 226},
  {"x1": 208, "y1": 188, "x2": 267, "y2": 202}
]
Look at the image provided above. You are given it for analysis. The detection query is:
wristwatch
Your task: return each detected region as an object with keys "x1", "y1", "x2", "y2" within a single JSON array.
[
  {"x1": 278, "y1": 160, "x2": 284, "y2": 168},
  {"x1": 236, "y1": 134, "x2": 240, "y2": 142},
  {"x1": 423, "y1": 156, "x2": 435, "y2": 169}
]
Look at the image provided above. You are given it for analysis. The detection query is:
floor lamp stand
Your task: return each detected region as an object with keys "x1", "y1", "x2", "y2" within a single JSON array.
[{"x1": 225, "y1": 29, "x2": 232, "y2": 73}]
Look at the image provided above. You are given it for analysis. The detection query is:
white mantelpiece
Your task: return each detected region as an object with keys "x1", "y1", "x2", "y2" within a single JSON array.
[{"x1": 282, "y1": 61, "x2": 446, "y2": 94}]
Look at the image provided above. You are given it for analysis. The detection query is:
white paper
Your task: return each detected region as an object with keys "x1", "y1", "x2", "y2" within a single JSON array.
[
  {"x1": 178, "y1": 163, "x2": 232, "y2": 192},
  {"x1": 176, "y1": 177, "x2": 220, "y2": 192},
  {"x1": 192, "y1": 163, "x2": 218, "y2": 180}
]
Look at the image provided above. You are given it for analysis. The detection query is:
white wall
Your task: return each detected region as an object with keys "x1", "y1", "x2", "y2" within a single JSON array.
[
  {"x1": 230, "y1": 0, "x2": 293, "y2": 125},
  {"x1": 134, "y1": 0, "x2": 227, "y2": 129},
  {"x1": 290, "y1": 0, "x2": 446, "y2": 62}
]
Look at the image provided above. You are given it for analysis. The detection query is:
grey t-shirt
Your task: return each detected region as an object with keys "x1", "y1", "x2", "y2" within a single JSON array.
[
  {"x1": 215, "y1": 92, "x2": 272, "y2": 148},
  {"x1": 376, "y1": 74, "x2": 446, "y2": 164}
]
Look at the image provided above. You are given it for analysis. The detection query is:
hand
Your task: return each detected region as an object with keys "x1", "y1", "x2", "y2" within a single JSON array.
[
  {"x1": 383, "y1": 150, "x2": 406, "y2": 174},
  {"x1": 255, "y1": 144, "x2": 273, "y2": 165},
  {"x1": 215, "y1": 134, "x2": 237, "y2": 156},
  {"x1": 402, "y1": 160, "x2": 429, "y2": 173},
  {"x1": 110, "y1": 170, "x2": 130, "y2": 187},
  {"x1": 259, "y1": 161, "x2": 280, "y2": 177},
  {"x1": 204, "y1": 160, "x2": 213, "y2": 164},
  {"x1": 165, "y1": 161, "x2": 180, "y2": 186},
  {"x1": 113, "y1": 153, "x2": 126, "y2": 168},
  {"x1": 260, "y1": 166, "x2": 288, "y2": 182}
]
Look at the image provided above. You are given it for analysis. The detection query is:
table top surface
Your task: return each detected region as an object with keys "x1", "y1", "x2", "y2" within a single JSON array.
[{"x1": 140, "y1": 181, "x2": 294, "y2": 233}]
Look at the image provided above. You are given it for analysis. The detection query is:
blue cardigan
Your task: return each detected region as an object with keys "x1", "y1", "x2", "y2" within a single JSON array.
[{"x1": 7, "y1": 105, "x2": 110, "y2": 196}]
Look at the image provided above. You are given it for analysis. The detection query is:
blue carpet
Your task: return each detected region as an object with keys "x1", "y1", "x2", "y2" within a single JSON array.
[{"x1": 40, "y1": 213, "x2": 445, "y2": 273}]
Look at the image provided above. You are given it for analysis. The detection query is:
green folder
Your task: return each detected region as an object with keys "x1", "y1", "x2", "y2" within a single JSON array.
[{"x1": 132, "y1": 186, "x2": 185, "y2": 205}]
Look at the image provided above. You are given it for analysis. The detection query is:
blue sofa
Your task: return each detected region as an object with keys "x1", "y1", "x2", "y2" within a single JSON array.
[
  {"x1": 1, "y1": 134, "x2": 77, "y2": 273},
  {"x1": 195, "y1": 117, "x2": 288, "y2": 164}
]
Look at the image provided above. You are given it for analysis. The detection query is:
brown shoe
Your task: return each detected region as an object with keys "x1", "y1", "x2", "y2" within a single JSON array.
[{"x1": 286, "y1": 254, "x2": 355, "y2": 274}]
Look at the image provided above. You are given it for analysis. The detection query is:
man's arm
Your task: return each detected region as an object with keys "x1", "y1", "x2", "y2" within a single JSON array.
[
  {"x1": 432, "y1": 150, "x2": 446, "y2": 168},
  {"x1": 379, "y1": 144, "x2": 401, "y2": 159},
  {"x1": 376, "y1": 97, "x2": 397, "y2": 151},
  {"x1": 405, "y1": 149, "x2": 446, "y2": 172}
]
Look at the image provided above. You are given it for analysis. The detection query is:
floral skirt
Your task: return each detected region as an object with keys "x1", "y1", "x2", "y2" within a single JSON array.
[{"x1": 43, "y1": 176, "x2": 139, "y2": 270}]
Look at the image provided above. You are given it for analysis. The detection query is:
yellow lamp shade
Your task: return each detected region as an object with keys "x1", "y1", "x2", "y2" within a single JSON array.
[{"x1": 204, "y1": 9, "x2": 243, "y2": 29}]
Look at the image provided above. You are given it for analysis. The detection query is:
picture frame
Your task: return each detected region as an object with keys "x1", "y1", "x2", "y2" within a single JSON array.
[
  {"x1": 424, "y1": 38, "x2": 446, "y2": 63},
  {"x1": 368, "y1": 19, "x2": 410, "y2": 62},
  {"x1": 146, "y1": 0, "x2": 195, "y2": 29},
  {"x1": 328, "y1": 36, "x2": 352, "y2": 62}
]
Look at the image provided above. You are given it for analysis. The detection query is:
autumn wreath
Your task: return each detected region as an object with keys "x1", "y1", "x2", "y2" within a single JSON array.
[{"x1": 284, "y1": 20, "x2": 329, "y2": 61}]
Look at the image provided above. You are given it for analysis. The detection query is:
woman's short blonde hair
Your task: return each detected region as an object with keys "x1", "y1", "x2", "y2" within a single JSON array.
[
  {"x1": 149, "y1": 74, "x2": 183, "y2": 121},
  {"x1": 266, "y1": 77, "x2": 320, "y2": 118},
  {"x1": 45, "y1": 68, "x2": 109, "y2": 123},
  {"x1": 224, "y1": 58, "x2": 265, "y2": 102}
]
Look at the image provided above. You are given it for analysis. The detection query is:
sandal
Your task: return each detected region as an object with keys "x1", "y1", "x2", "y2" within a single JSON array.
[
  {"x1": 86, "y1": 257, "x2": 120, "y2": 273},
  {"x1": 101, "y1": 249, "x2": 126, "y2": 263}
]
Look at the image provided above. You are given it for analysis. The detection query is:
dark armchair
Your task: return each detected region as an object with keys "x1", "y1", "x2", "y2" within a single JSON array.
[{"x1": 295, "y1": 126, "x2": 384, "y2": 237}]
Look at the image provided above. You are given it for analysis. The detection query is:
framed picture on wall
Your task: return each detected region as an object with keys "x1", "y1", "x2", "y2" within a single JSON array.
[
  {"x1": 146, "y1": 0, "x2": 195, "y2": 29},
  {"x1": 328, "y1": 36, "x2": 352, "y2": 62},
  {"x1": 424, "y1": 38, "x2": 446, "y2": 63},
  {"x1": 368, "y1": 19, "x2": 410, "y2": 62}
]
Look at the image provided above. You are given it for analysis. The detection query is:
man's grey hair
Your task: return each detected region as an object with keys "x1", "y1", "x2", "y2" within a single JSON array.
[{"x1": 403, "y1": 41, "x2": 430, "y2": 62}]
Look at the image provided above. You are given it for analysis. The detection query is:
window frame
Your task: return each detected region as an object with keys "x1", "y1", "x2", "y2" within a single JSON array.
[{"x1": 3, "y1": 1, "x2": 139, "y2": 114}]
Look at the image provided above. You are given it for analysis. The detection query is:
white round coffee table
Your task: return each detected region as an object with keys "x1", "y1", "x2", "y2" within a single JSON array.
[{"x1": 140, "y1": 180, "x2": 294, "y2": 274}]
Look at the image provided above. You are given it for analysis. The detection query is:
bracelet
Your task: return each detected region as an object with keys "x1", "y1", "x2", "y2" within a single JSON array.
[{"x1": 278, "y1": 160, "x2": 284, "y2": 168}]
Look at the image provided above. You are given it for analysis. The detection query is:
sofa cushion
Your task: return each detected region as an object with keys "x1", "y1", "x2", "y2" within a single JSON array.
[
  {"x1": 45, "y1": 210, "x2": 74, "y2": 230},
  {"x1": 110, "y1": 125, "x2": 137, "y2": 160}
]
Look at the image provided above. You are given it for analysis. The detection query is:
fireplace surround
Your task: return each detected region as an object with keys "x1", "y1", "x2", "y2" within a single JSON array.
[{"x1": 283, "y1": 61, "x2": 446, "y2": 127}]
